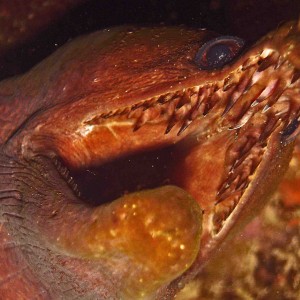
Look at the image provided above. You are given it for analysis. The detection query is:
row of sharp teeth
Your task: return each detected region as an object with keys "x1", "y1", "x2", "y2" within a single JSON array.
[
  {"x1": 53, "y1": 159, "x2": 81, "y2": 197},
  {"x1": 212, "y1": 132, "x2": 269, "y2": 234},
  {"x1": 86, "y1": 48, "x2": 300, "y2": 139},
  {"x1": 211, "y1": 55, "x2": 300, "y2": 234}
]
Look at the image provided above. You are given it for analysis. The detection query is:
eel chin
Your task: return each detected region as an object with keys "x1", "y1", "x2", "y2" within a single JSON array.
[{"x1": 1, "y1": 19, "x2": 300, "y2": 299}]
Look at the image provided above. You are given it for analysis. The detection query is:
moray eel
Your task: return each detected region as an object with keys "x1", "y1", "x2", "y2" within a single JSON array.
[{"x1": 0, "y1": 18, "x2": 299, "y2": 299}]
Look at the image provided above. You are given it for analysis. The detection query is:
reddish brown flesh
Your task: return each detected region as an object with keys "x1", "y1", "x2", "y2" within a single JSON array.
[{"x1": 0, "y1": 12, "x2": 300, "y2": 300}]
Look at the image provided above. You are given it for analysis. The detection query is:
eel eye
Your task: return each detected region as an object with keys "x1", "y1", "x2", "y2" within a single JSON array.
[{"x1": 195, "y1": 35, "x2": 245, "y2": 70}]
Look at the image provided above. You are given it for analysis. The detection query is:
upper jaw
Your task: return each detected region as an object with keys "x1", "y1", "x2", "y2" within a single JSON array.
[{"x1": 5, "y1": 20, "x2": 300, "y2": 160}]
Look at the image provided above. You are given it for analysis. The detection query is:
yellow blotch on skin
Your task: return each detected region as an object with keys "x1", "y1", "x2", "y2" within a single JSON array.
[{"x1": 58, "y1": 185, "x2": 202, "y2": 299}]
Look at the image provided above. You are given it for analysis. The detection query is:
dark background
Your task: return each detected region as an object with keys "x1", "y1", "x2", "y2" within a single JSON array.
[{"x1": 1, "y1": 0, "x2": 300, "y2": 79}]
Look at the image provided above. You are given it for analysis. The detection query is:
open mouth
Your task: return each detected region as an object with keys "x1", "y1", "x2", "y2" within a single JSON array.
[
  {"x1": 58, "y1": 145, "x2": 177, "y2": 206},
  {"x1": 46, "y1": 44, "x2": 299, "y2": 297},
  {"x1": 53, "y1": 42, "x2": 300, "y2": 222},
  {"x1": 15, "y1": 20, "x2": 300, "y2": 299}
]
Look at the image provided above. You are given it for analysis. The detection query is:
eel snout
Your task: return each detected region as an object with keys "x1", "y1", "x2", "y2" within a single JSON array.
[{"x1": 3, "y1": 18, "x2": 300, "y2": 299}]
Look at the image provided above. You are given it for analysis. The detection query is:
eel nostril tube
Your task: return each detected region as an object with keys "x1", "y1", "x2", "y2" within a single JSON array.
[{"x1": 50, "y1": 185, "x2": 202, "y2": 298}]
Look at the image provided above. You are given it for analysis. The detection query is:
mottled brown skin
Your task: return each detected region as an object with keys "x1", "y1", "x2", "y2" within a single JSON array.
[{"x1": 0, "y1": 13, "x2": 300, "y2": 300}]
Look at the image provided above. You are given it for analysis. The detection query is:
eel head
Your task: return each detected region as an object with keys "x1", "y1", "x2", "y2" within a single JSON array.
[{"x1": 0, "y1": 19, "x2": 300, "y2": 299}]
